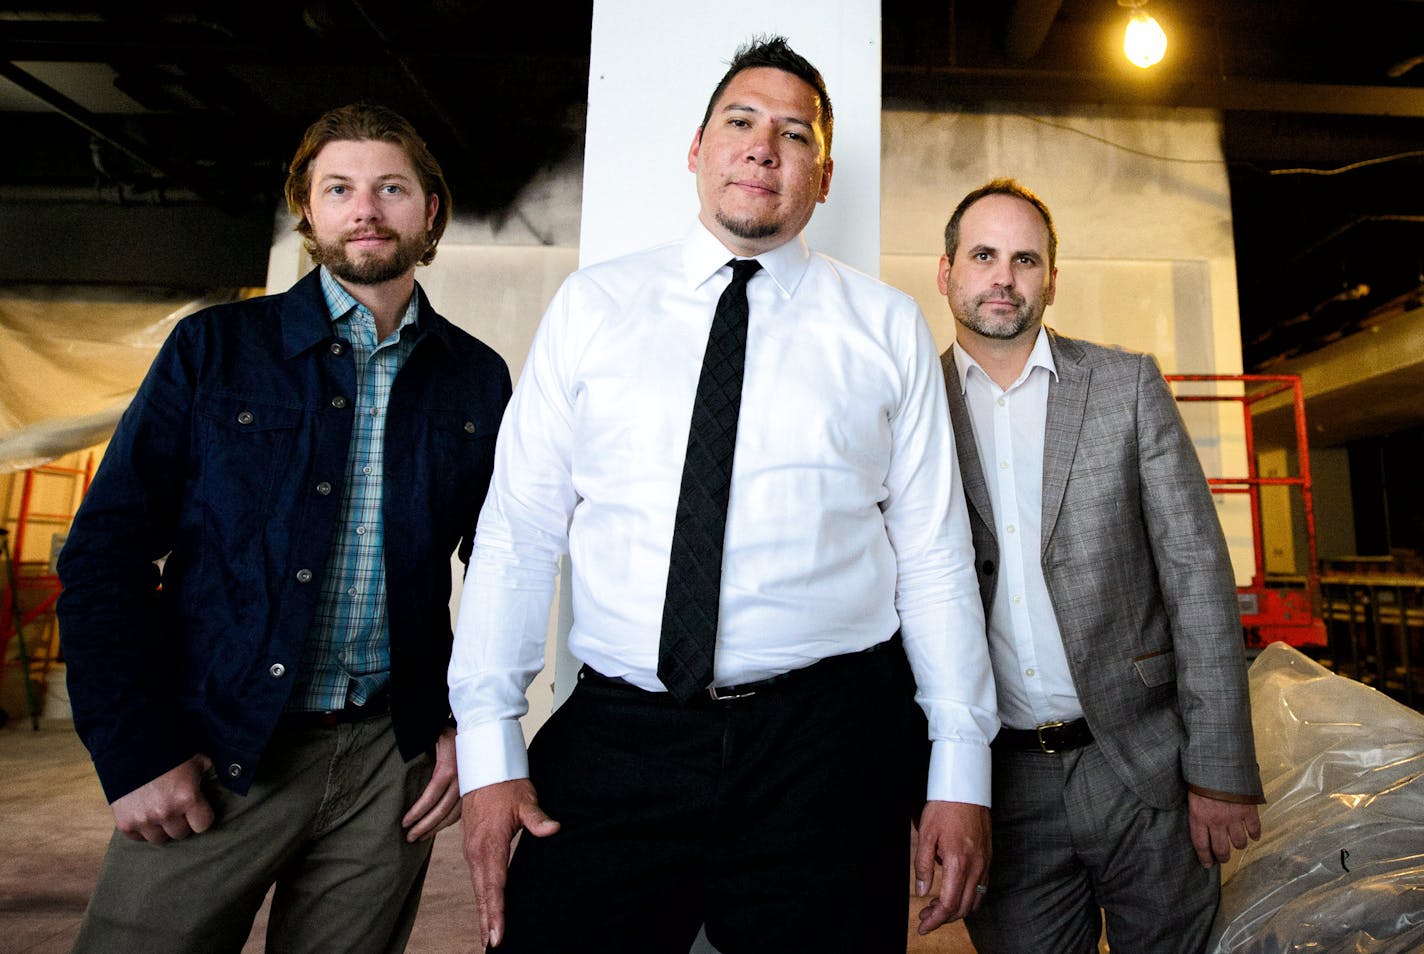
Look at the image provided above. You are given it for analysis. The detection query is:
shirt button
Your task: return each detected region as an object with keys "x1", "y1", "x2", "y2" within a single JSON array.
[
  {"x1": 1007, "y1": 524, "x2": 1017, "y2": 534},
  {"x1": 464, "y1": 420, "x2": 476, "y2": 434},
  {"x1": 236, "y1": 411, "x2": 254, "y2": 425},
  {"x1": 296, "y1": 568, "x2": 313, "y2": 583},
  {"x1": 355, "y1": 526, "x2": 366, "y2": 535},
  {"x1": 329, "y1": 342, "x2": 344, "y2": 356},
  {"x1": 1012, "y1": 594, "x2": 1023, "y2": 604},
  {"x1": 362, "y1": 465, "x2": 373, "y2": 475},
  {"x1": 316, "y1": 481, "x2": 332, "y2": 495},
  {"x1": 269, "y1": 663, "x2": 286, "y2": 678},
  {"x1": 347, "y1": 586, "x2": 358, "y2": 596},
  {"x1": 997, "y1": 397, "x2": 1006, "y2": 407},
  {"x1": 227, "y1": 763, "x2": 243, "y2": 778},
  {"x1": 1025, "y1": 668, "x2": 1036, "y2": 678},
  {"x1": 1000, "y1": 460, "x2": 1009, "y2": 470},
  {"x1": 331, "y1": 395, "x2": 348, "y2": 409}
]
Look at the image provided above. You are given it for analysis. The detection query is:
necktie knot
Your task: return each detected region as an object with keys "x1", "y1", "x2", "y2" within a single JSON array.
[{"x1": 728, "y1": 258, "x2": 762, "y2": 284}]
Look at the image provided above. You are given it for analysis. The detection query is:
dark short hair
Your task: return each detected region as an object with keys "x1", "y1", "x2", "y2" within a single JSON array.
[
  {"x1": 944, "y1": 178, "x2": 1058, "y2": 269},
  {"x1": 699, "y1": 35, "x2": 834, "y2": 154},
  {"x1": 284, "y1": 103, "x2": 452, "y2": 266}
]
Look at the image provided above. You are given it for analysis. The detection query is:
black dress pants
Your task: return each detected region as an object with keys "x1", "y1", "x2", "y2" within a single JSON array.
[{"x1": 496, "y1": 641, "x2": 919, "y2": 954}]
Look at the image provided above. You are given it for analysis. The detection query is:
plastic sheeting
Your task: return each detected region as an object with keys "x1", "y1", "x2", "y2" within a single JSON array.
[
  {"x1": 0, "y1": 287, "x2": 235, "y2": 472},
  {"x1": 1209, "y1": 642, "x2": 1424, "y2": 953}
]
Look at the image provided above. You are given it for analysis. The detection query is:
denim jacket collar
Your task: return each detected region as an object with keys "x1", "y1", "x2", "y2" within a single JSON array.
[{"x1": 279, "y1": 268, "x2": 458, "y2": 360}]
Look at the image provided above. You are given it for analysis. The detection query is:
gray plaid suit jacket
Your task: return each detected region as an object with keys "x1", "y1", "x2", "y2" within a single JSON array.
[{"x1": 943, "y1": 329, "x2": 1264, "y2": 809}]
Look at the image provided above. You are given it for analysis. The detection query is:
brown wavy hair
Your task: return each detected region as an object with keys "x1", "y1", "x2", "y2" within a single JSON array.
[{"x1": 284, "y1": 103, "x2": 452, "y2": 266}]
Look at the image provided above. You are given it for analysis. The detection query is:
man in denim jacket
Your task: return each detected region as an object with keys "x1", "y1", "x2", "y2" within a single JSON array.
[{"x1": 57, "y1": 103, "x2": 511, "y2": 953}]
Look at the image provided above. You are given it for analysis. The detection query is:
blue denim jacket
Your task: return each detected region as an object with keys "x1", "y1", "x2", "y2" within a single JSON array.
[{"x1": 57, "y1": 269, "x2": 512, "y2": 800}]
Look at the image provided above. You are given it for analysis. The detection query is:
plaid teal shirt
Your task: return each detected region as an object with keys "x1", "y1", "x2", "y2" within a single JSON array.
[{"x1": 288, "y1": 267, "x2": 420, "y2": 711}]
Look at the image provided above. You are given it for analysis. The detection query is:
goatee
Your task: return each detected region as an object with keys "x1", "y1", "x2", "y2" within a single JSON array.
[{"x1": 715, "y1": 210, "x2": 781, "y2": 242}]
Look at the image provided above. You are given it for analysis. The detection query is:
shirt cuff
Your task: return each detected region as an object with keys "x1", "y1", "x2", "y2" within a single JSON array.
[
  {"x1": 926, "y1": 738, "x2": 992, "y2": 806},
  {"x1": 455, "y1": 719, "x2": 530, "y2": 795}
]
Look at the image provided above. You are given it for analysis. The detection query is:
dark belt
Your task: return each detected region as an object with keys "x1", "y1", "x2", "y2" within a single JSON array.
[
  {"x1": 992, "y1": 717, "x2": 1093, "y2": 754},
  {"x1": 578, "y1": 636, "x2": 897, "y2": 705},
  {"x1": 281, "y1": 691, "x2": 391, "y2": 728}
]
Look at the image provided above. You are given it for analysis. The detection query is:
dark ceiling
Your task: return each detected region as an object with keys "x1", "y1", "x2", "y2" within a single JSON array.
[{"x1": 3, "y1": 1, "x2": 1423, "y2": 371}]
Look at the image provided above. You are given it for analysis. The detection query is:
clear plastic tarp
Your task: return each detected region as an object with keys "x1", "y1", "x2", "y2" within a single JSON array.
[
  {"x1": 1209, "y1": 641, "x2": 1424, "y2": 953},
  {"x1": 0, "y1": 287, "x2": 233, "y2": 472}
]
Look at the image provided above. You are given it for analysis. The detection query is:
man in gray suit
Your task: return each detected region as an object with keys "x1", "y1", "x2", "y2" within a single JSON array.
[{"x1": 937, "y1": 178, "x2": 1264, "y2": 953}]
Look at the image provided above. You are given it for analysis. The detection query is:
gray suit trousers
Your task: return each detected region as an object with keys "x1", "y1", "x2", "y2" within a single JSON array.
[{"x1": 966, "y1": 742, "x2": 1218, "y2": 954}]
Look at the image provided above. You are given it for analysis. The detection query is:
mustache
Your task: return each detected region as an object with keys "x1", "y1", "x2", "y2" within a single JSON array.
[
  {"x1": 975, "y1": 289, "x2": 1025, "y2": 308},
  {"x1": 342, "y1": 227, "x2": 399, "y2": 242}
]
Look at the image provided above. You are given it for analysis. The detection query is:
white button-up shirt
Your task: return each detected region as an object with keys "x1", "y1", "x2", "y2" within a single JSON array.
[
  {"x1": 451, "y1": 222, "x2": 997, "y2": 803},
  {"x1": 953, "y1": 330, "x2": 1084, "y2": 730}
]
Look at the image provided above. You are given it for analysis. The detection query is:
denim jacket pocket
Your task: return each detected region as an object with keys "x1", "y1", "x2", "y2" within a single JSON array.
[{"x1": 194, "y1": 393, "x2": 304, "y2": 525}]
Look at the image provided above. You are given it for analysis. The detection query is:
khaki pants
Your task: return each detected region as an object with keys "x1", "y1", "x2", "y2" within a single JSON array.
[{"x1": 73, "y1": 715, "x2": 436, "y2": 954}]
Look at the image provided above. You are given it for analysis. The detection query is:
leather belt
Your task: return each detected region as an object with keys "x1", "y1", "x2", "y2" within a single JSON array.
[
  {"x1": 992, "y1": 717, "x2": 1093, "y2": 754},
  {"x1": 578, "y1": 636, "x2": 897, "y2": 705},
  {"x1": 282, "y1": 691, "x2": 391, "y2": 728}
]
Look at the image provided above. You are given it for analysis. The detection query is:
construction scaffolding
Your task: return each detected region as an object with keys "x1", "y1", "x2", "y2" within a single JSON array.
[{"x1": 1, "y1": 457, "x2": 92, "y2": 726}]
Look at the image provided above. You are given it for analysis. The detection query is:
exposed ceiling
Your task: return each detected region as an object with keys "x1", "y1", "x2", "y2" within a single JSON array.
[{"x1": 3, "y1": 1, "x2": 1424, "y2": 375}]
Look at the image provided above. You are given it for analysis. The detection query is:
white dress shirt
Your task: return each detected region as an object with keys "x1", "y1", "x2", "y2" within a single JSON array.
[
  {"x1": 451, "y1": 222, "x2": 997, "y2": 803},
  {"x1": 953, "y1": 330, "x2": 1085, "y2": 730}
]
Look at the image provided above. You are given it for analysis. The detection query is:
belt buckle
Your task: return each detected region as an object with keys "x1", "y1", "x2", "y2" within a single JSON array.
[
  {"x1": 1035, "y1": 720, "x2": 1066, "y2": 754},
  {"x1": 707, "y1": 685, "x2": 756, "y2": 702}
]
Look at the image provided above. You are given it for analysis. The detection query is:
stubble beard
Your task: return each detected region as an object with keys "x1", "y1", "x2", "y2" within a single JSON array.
[
  {"x1": 311, "y1": 228, "x2": 429, "y2": 285},
  {"x1": 955, "y1": 291, "x2": 1041, "y2": 341}
]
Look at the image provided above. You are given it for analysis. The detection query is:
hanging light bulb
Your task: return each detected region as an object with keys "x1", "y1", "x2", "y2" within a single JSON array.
[{"x1": 1119, "y1": 0, "x2": 1167, "y2": 69}]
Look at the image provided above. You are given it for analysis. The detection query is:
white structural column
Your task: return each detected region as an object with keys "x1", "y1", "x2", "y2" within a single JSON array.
[{"x1": 580, "y1": 0, "x2": 881, "y2": 272}]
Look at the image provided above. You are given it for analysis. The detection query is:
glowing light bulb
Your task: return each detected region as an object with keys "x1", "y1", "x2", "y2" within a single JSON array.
[{"x1": 1124, "y1": 10, "x2": 1167, "y2": 68}]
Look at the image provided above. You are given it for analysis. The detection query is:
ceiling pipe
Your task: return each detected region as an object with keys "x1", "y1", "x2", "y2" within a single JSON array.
[
  {"x1": 0, "y1": 60, "x2": 247, "y2": 214},
  {"x1": 1005, "y1": 0, "x2": 1063, "y2": 63}
]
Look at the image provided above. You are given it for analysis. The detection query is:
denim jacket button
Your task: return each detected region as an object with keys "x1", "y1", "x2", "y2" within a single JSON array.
[
  {"x1": 236, "y1": 410, "x2": 254, "y2": 425},
  {"x1": 315, "y1": 481, "x2": 332, "y2": 496},
  {"x1": 296, "y1": 568, "x2": 313, "y2": 583},
  {"x1": 269, "y1": 663, "x2": 286, "y2": 678},
  {"x1": 330, "y1": 395, "x2": 348, "y2": 409}
]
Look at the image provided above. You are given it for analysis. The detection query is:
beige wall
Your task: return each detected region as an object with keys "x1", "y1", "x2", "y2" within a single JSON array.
[{"x1": 880, "y1": 104, "x2": 1254, "y2": 584}]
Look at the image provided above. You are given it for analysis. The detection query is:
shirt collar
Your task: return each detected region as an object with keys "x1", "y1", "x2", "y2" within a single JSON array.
[
  {"x1": 318, "y1": 265, "x2": 421, "y2": 336},
  {"x1": 953, "y1": 325, "x2": 1057, "y2": 394},
  {"x1": 681, "y1": 219, "x2": 811, "y2": 299}
]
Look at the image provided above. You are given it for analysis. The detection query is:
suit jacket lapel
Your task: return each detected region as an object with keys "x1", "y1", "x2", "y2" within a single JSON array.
[
  {"x1": 1042, "y1": 330, "x2": 1089, "y2": 548},
  {"x1": 943, "y1": 349, "x2": 995, "y2": 529}
]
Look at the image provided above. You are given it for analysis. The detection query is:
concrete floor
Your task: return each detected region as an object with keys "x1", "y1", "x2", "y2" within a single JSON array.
[{"x1": 0, "y1": 719, "x2": 975, "y2": 954}]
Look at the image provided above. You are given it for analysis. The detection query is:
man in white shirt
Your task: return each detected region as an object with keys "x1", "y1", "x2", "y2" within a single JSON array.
[
  {"x1": 937, "y1": 178, "x2": 1264, "y2": 953},
  {"x1": 450, "y1": 36, "x2": 997, "y2": 953}
]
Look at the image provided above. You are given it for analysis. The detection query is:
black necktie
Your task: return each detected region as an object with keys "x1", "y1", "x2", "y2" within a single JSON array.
[{"x1": 658, "y1": 258, "x2": 762, "y2": 703}]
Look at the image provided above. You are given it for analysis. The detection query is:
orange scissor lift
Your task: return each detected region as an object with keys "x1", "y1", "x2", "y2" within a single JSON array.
[{"x1": 1164, "y1": 374, "x2": 1327, "y2": 651}]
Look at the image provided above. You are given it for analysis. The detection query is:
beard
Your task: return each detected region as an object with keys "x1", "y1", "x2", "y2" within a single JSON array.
[
  {"x1": 954, "y1": 290, "x2": 1041, "y2": 341},
  {"x1": 714, "y1": 209, "x2": 782, "y2": 242},
  {"x1": 310, "y1": 227, "x2": 429, "y2": 285}
]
